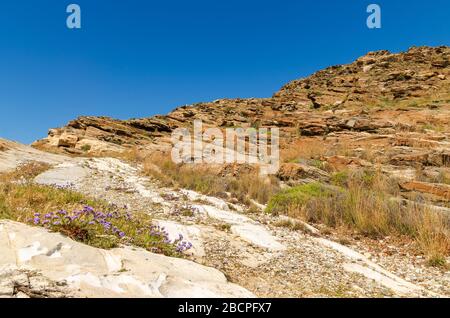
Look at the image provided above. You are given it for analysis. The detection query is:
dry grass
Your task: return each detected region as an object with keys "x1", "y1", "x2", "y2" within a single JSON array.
[
  {"x1": 273, "y1": 217, "x2": 307, "y2": 232},
  {"x1": 266, "y1": 170, "x2": 450, "y2": 266},
  {"x1": 0, "y1": 161, "x2": 51, "y2": 183},
  {"x1": 281, "y1": 139, "x2": 328, "y2": 163},
  {"x1": 0, "y1": 162, "x2": 110, "y2": 224},
  {"x1": 104, "y1": 146, "x2": 149, "y2": 163},
  {"x1": 143, "y1": 152, "x2": 280, "y2": 205},
  {"x1": 281, "y1": 138, "x2": 380, "y2": 166}
]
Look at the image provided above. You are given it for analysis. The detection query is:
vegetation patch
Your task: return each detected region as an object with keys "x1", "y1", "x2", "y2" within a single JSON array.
[
  {"x1": 266, "y1": 183, "x2": 332, "y2": 215},
  {"x1": 0, "y1": 163, "x2": 191, "y2": 256},
  {"x1": 143, "y1": 152, "x2": 280, "y2": 205},
  {"x1": 266, "y1": 171, "x2": 450, "y2": 267},
  {"x1": 80, "y1": 144, "x2": 92, "y2": 152}
]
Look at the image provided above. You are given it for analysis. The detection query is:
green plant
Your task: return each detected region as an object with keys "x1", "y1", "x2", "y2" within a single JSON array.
[
  {"x1": 81, "y1": 144, "x2": 92, "y2": 152},
  {"x1": 265, "y1": 174, "x2": 449, "y2": 265},
  {"x1": 331, "y1": 171, "x2": 349, "y2": 186},
  {"x1": 265, "y1": 183, "x2": 331, "y2": 215},
  {"x1": 0, "y1": 164, "x2": 191, "y2": 256}
]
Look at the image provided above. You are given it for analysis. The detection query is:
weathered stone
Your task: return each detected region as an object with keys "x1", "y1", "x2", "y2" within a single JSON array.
[
  {"x1": 390, "y1": 152, "x2": 430, "y2": 166},
  {"x1": 0, "y1": 220, "x2": 255, "y2": 298},
  {"x1": 325, "y1": 156, "x2": 372, "y2": 171},
  {"x1": 399, "y1": 181, "x2": 450, "y2": 201},
  {"x1": 277, "y1": 163, "x2": 330, "y2": 182},
  {"x1": 57, "y1": 133, "x2": 78, "y2": 148}
]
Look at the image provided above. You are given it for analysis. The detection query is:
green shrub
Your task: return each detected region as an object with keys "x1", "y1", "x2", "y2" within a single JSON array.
[
  {"x1": 81, "y1": 144, "x2": 92, "y2": 152},
  {"x1": 265, "y1": 183, "x2": 331, "y2": 215},
  {"x1": 331, "y1": 171, "x2": 349, "y2": 186}
]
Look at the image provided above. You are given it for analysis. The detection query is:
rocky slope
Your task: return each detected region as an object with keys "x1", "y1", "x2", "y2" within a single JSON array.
[
  {"x1": 1, "y1": 45, "x2": 450, "y2": 298},
  {"x1": 1, "y1": 142, "x2": 447, "y2": 298},
  {"x1": 32, "y1": 46, "x2": 450, "y2": 209},
  {"x1": 33, "y1": 46, "x2": 449, "y2": 155}
]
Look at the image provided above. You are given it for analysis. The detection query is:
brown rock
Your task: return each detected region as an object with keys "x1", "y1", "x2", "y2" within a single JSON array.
[
  {"x1": 399, "y1": 181, "x2": 450, "y2": 201},
  {"x1": 277, "y1": 163, "x2": 330, "y2": 182},
  {"x1": 57, "y1": 133, "x2": 78, "y2": 148},
  {"x1": 30, "y1": 46, "x2": 450, "y2": 162},
  {"x1": 390, "y1": 152, "x2": 430, "y2": 166},
  {"x1": 325, "y1": 156, "x2": 372, "y2": 171}
]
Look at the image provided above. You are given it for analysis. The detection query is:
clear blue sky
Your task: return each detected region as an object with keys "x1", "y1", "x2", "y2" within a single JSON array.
[{"x1": 0, "y1": 0, "x2": 449, "y2": 143}]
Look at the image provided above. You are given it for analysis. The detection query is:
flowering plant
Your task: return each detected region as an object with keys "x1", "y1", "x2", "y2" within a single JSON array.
[{"x1": 30, "y1": 205, "x2": 192, "y2": 256}]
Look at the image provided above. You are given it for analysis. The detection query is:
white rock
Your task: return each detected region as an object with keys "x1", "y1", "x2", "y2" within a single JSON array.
[
  {"x1": 35, "y1": 162, "x2": 87, "y2": 188},
  {"x1": 0, "y1": 220, "x2": 255, "y2": 298},
  {"x1": 155, "y1": 220, "x2": 205, "y2": 258}
]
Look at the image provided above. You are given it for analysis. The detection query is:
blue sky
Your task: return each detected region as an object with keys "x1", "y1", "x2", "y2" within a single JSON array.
[{"x1": 0, "y1": 0, "x2": 449, "y2": 143}]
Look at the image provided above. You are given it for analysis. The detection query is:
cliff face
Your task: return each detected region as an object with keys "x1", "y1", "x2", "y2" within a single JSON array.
[{"x1": 32, "y1": 46, "x2": 449, "y2": 156}]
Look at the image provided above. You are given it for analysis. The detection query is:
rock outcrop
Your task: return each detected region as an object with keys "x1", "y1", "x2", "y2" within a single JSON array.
[
  {"x1": 0, "y1": 220, "x2": 254, "y2": 298},
  {"x1": 33, "y1": 46, "x2": 450, "y2": 157}
]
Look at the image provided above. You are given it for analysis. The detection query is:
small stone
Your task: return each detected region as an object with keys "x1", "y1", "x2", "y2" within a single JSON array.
[
  {"x1": 0, "y1": 282, "x2": 14, "y2": 297},
  {"x1": 29, "y1": 276, "x2": 50, "y2": 292},
  {"x1": 15, "y1": 292, "x2": 31, "y2": 299},
  {"x1": 11, "y1": 273, "x2": 29, "y2": 286}
]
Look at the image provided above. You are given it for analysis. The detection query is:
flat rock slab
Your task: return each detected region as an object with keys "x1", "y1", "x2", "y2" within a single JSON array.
[
  {"x1": 35, "y1": 162, "x2": 88, "y2": 188},
  {"x1": 0, "y1": 141, "x2": 72, "y2": 173},
  {"x1": 84, "y1": 158, "x2": 166, "y2": 203},
  {"x1": 0, "y1": 220, "x2": 255, "y2": 298},
  {"x1": 231, "y1": 224, "x2": 286, "y2": 251},
  {"x1": 194, "y1": 205, "x2": 286, "y2": 252},
  {"x1": 314, "y1": 238, "x2": 428, "y2": 297}
]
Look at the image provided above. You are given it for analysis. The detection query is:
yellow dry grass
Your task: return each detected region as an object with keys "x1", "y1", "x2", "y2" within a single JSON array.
[{"x1": 143, "y1": 152, "x2": 280, "y2": 205}]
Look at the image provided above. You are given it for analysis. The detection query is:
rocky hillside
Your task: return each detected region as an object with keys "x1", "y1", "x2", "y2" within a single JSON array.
[
  {"x1": 1, "y1": 141, "x2": 447, "y2": 297},
  {"x1": 31, "y1": 46, "x2": 450, "y2": 208},
  {"x1": 2, "y1": 45, "x2": 449, "y2": 298},
  {"x1": 33, "y1": 46, "x2": 450, "y2": 156}
]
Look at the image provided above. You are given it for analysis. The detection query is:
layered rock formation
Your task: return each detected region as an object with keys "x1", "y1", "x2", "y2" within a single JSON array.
[{"x1": 33, "y1": 46, "x2": 449, "y2": 155}]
